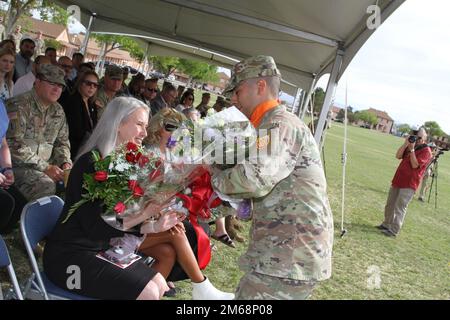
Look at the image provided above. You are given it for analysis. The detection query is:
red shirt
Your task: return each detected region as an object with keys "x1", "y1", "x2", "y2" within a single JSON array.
[{"x1": 392, "y1": 145, "x2": 432, "y2": 190}]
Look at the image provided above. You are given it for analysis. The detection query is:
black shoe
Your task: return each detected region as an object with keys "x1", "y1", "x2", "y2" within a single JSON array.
[
  {"x1": 381, "y1": 229, "x2": 397, "y2": 237},
  {"x1": 163, "y1": 287, "x2": 177, "y2": 297},
  {"x1": 376, "y1": 224, "x2": 388, "y2": 230}
]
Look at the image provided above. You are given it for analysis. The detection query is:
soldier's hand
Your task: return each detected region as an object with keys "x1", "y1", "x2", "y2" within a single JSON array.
[
  {"x1": 3, "y1": 170, "x2": 14, "y2": 187},
  {"x1": 0, "y1": 173, "x2": 7, "y2": 188},
  {"x1": 62, "y1": 163, "x2": 72, "y2": 170},
  {"x1": 44, "y1": 165, "x2": 64, "y2": 182}
]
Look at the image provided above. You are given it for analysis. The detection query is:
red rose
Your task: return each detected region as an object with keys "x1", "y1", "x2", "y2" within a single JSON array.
[
  {"x1": 125, "y1": 152, "x2": 136, "y2": 163},
  {"x1": 133, "y1": 185, "x2": 144, "y2": 197},
  {"x1": 138, "y1": 155, "x2": 149, "y2": 168},
  {"x1": 126, "y1": 142, "x2": 138, "y2": 152},
  {"x1": 149, "y1": 169, "x2": 162, "y2": 182},
  {"x1": 155, "y1": 159, "x2": 162, "y2": 168},
  {"x1": 128, "y1": 180, "x2": 138, "y2": 190},
  {"x1": 135, "y1": 152, "x2": 142, "y2": 162},
  {"x1": 94, "y1": 171, "x2": 108, "y2": 182},
  {"x1": 114, "y1": 202, "x2": 126, "y2": 214}
]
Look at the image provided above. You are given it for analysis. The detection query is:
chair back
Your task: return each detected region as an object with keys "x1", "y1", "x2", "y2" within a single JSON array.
[{"x1": 20, "y1": 196, "x2": 64, "y2": 250}]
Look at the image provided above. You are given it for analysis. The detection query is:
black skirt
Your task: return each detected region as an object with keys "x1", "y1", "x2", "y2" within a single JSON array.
[{"x1": 43, "y1": 241, "x2": 157, "y2": 300}]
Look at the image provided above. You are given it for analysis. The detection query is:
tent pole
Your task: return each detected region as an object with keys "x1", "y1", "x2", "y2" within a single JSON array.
[
  {"x1": 300, "y1": 78, "x2": 316, "y2": 120},
  {"x1": 291, "y1": 87, "x2": 302, "y2": 114},
  {"x1": 314, "y1": 46, "x2": 345, "y2": 145},
  {"x1": 80, "y1": 13, "x2": 96, "y2": 55},
  {"x1": 340, "y1": 81, "x2": 349, "y2": 238}
]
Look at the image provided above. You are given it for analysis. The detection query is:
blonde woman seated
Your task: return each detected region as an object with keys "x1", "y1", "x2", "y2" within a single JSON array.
[{"x1": 141, "y1": 107, "x2": 234, "y2": 300}]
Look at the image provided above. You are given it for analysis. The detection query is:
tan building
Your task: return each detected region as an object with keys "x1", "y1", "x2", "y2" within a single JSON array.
[
  {"x1": 356, "y1": 108, "x2": 394, "y2": 133},
  {"x1": 25, "y1": 17, "x2": 141, "y2": 69},
  {"x1": 330, "y1": 105, "x2": 343, "y2": 121}
]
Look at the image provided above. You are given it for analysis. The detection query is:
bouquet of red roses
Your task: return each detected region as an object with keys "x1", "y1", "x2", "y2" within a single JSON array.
[{"x1": 62, "y1": 142, "x2": 164, "y2": 230}]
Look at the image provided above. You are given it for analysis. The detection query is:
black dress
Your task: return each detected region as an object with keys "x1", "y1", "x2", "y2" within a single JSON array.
[
  {"x1": 43, "y1": 151, "x2": 157, "y2": 300},
  {"x1": 60, "y1": 91, "x2": 97, "y2": 160}
]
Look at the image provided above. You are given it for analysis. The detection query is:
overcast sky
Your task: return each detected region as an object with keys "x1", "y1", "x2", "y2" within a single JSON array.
[{"x1": 317, "y1": 0, "x2": 450, "y2": 133}]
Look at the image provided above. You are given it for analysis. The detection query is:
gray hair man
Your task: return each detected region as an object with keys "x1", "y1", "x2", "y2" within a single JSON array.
[{"x1": 378, "y1": 127, "x2": 432, "y2": 237}]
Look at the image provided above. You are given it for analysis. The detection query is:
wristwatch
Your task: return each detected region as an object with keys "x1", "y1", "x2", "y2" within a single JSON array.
[
  {"x1": 410, "y1": 149, "x2": 415, "y2": 152},
  {"x1": 0, "y1": 167, "x2": 12, "y2": 174}
]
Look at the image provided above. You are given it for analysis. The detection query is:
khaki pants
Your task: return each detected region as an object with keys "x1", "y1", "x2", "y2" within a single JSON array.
[
  {"x1": 382, "y1": 187, "x2": 415, "y2": 235},
  {"x1": 235, "y1": 270, "x2": 316, "y2": 300}
]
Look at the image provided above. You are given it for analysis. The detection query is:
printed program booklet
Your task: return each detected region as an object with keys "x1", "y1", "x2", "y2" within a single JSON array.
[{"x1": 96, "y1": 246, "x2": 142, "y2": 269}]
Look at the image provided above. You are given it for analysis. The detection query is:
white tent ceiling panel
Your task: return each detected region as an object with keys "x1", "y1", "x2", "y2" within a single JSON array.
[{"x1": 56, "y1": 0, "x2": 405, "y2": 93}]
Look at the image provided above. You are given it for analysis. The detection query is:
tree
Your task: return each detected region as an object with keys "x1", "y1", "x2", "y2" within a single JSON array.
[
  {"x1": 313, "y1": 87, "x2": 325, "y2": 115},
  {"x1": 44, "y1": 38, "x2": 63, "y2": 51},
  {"x1": 3, "y1": 0, "x2": 38, "y2": 36},
  {"x1": 150, "y1": 56, "x2": 179, "y2": 77},
  {"x1": 336, "y1": 106, "x2": 355, "y2": 123},
  {"x1": 39, "y1": 0, "x2": 69, "y2": 25},
  {"x1": 396, "y1": 123, "x2": 411, "y2": 135},
  {"x1": 177, "y1": 58, "x2": 219, "y2": 84},
  {"x1": 91, "y1": 34, "x2": 145, "y2": 72},
  {"x1": 355, "y1": 110, "x2": 378, "y2": 128},
  {"x1": 423, "y1": 121, "x2": 445, "y2": 138},
  {"x1": 1, "y1": 1, "x2": 70, "y2": 37}
]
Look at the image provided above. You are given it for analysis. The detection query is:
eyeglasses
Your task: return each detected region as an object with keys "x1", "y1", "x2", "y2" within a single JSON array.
[
  {"x1": 82, "y1": 80, "x2": 99, "y2": 88},
  {"x1": 39, "y1": 77, "x2": 65, "y2": 89},
  {"x1": 146, "y1": 88, "x2": 158, "y2": 93},
  {"x1": 164, "y1": 123, "x2": 179, "y2": 132}
]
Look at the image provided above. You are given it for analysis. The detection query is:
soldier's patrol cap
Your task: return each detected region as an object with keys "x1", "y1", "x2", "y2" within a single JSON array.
[
  {"x1": 223, "y1": 55, "x2": 281, "y2": 95},
  {"x1": 36, "y1": 64, "x2": 66, "y2": 87},
  {"x1": 105, "y1": 65, "x2": 124, "y2": 80}
]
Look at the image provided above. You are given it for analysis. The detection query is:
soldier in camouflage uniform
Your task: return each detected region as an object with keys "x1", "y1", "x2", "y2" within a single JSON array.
[
  {"x1": 5, "y1": 64, "x2": 72, "y2": 201},
  {"x1": 94, "y1": 65, "x2": 123, "y2": 119},
  {"x1": 212, "y1": 55, "x2": 334, "y2": 300}
]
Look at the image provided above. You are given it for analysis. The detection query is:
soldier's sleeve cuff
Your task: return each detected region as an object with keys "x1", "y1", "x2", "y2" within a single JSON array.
[{"x1": 36, "y1": 160, "x2": 50, "y2": 172}]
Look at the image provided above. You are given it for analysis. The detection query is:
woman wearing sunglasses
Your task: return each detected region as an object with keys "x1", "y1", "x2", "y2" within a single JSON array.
[
  {"x1": 60, "y1": 70, "x2": 99, "y2": 160},
  {"x1": 175, "y1": 91, "x2": 195, "y2": 113},
  {"x1": 142, "y1": 108, "x2": 234, "y2": 300}
]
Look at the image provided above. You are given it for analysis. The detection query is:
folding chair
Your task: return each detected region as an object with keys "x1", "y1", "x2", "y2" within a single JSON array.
[
  {"x1": 20, "y1": 196, "x2": 94, "y2": 300},
  {"x1": 0, "y1": 235, "x2": 24, "y2": 300}
]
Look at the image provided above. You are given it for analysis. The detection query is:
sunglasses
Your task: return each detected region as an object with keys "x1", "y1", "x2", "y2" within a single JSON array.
[
  {"x1": 83, "y1": 80, "x2": 99, "y2": 88},
  {"x1": 146, "y1": 88, "x2": 158, "y2": 93},
  {"x1": 164, "y1": 123, "x2": 179, "y2": 132}
]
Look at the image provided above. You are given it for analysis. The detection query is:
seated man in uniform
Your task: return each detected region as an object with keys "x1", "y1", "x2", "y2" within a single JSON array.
[{"x1": 5, "y1": 64, "x2": 72, "y2": 201}]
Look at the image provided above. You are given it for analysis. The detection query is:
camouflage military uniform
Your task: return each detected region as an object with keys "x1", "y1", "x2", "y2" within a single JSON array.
[
  {"x1": 212, "y1": 55, "x2": 334, "y2": 300},
  {"x1": 94, "y1": 87, "x2": 113, "y2": 120},
  {"x1": 5, "y1": 89, "x2": 71, "y2": 201}
]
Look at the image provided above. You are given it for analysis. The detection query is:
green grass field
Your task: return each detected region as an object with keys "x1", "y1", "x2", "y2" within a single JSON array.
[{"x1": 1, "y1": 122, "x2": 449, "y2": 300}]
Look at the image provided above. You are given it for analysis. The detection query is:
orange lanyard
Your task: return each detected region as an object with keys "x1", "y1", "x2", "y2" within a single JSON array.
[{"x1": 249, "y1": 99, "x2": 279, "y2": 128}]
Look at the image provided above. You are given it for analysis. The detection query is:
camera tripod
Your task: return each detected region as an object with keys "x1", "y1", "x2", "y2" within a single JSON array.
[{"x1": 427, "y1": 156, "x2": 440, "y2": 209}]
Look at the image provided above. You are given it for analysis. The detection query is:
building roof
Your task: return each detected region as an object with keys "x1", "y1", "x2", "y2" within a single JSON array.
[
  {"x1": 26, "y1": 18, "x2": 67, "y2": 40},
  {"x1": 331, "y1": 105, "x2": 342, "y2": 113},
  {"x1": 367, "y1": 108, "x2": 394, "y2": 121}
]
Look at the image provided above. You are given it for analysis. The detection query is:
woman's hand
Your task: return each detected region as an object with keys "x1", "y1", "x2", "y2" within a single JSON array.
[
  {"x1": 140, "y1": 212, "x2": 179, "y2": 234},
  {"x1": 168, "y1": 221, "x2": 186, "y2": 235}
]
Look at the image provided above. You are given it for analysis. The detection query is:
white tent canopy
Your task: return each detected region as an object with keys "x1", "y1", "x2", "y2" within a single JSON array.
[{"x1": 55, "y1": 0, "x2": 405, "y2": 141}]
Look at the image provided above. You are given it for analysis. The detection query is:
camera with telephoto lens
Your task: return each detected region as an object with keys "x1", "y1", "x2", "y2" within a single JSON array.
[{"x1": 408, "y1": 130, "x2": 419, "y2": 143}]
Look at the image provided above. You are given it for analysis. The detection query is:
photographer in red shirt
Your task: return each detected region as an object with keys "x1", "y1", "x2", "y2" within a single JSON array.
[{"x1": 378, "y1": 127, "x2": 432, "y2": 237}]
